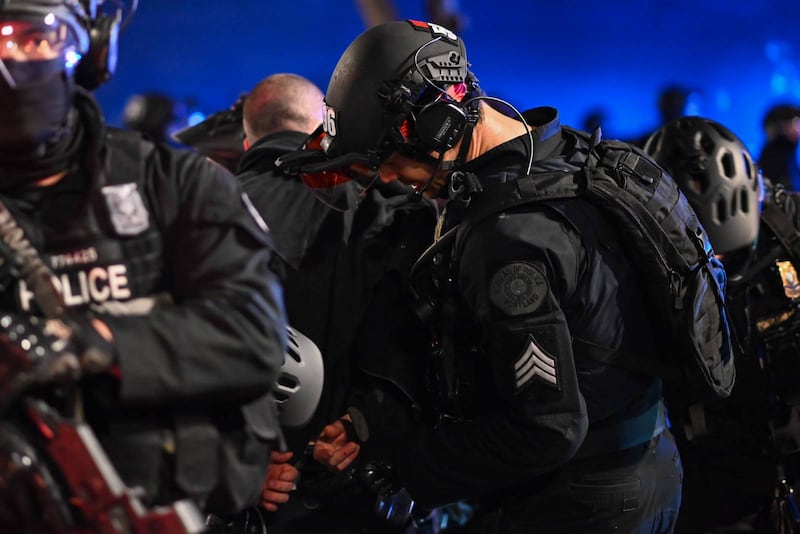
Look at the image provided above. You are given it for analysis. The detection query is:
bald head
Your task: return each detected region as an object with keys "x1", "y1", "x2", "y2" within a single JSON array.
[{"x1": 242, "y1": 73, "x2": 324, "y2": 145}]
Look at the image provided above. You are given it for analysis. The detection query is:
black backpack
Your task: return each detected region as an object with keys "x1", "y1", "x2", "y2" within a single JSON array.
[{"x1": 451, "y1": 126, "x2": 736, "y2": 403}]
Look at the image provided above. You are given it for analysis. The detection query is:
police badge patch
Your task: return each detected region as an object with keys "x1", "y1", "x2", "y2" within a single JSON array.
[
  {"x1": 101, "y1": 183, "x2": 150, "y2": 236},
  {"x1": 489, "y1": 262, "x2": 549, "y2": 316}
]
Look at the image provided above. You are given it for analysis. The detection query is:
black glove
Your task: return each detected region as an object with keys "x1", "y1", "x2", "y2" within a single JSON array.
[
  {"x1": 56, "y1": 312, "x2": 116, "y2": 375},
  {"x1": 0, "y1": 312, "x2": 116, "y2": 407},
  {"x1": 359, "y1": 460, "x2": 403, "y2": 498},
  {"x1": 359, "y1": 460, "x2": 416, "y2": 528}
]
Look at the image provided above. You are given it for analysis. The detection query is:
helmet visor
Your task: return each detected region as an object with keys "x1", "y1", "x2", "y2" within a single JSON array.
[{"x1": 0, "y1": 16, "x2": 82, "y2": 88}]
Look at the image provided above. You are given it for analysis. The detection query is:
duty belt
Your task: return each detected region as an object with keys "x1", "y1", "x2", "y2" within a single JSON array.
[{"x1": 573, "y1": 400, "x2": 667, "y2": 460}]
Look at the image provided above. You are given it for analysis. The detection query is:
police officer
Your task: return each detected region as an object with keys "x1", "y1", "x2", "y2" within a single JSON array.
[
  {"x1": 237, "y1": 72, "x2": 361, "y2": 276},
  {"x1": 299, "y1": 20, "x2": 683, "y2": 533},
  {"x1": 646, "y1": 116, "x2": 800, "y2": 532},
  {"x1": 229, "y1": 72, "x2": 437, "y2": 532},
  {"x1": 0, "y1": 1, "x2": 287, "y2": 531}
]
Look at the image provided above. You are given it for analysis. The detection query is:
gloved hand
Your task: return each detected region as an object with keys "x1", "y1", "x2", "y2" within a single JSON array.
[
  {"x1": 360, "y1": 460, "x2": 418, "y2": 526},
  {"x1": 0, "y1": 312, "x2": 116, "y2": 406},
  {"x1": 359, "y1": 460, "x2": 403, "y2": 498}
]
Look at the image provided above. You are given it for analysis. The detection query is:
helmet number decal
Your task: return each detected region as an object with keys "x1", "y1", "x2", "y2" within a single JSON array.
[
  {"x1": 323, "y1": 106, "x2": 338, "y2": 137},
  {"x1": 428, "y1": 23, "x2": 458, "y2": 42}
]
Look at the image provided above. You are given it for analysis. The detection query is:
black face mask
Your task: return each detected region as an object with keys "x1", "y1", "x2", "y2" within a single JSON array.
[{"x1": 0, "y1": 73, "x2": 74, "y2": 151}]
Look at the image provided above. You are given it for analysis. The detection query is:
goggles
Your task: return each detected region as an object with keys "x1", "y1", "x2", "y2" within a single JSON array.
[
  {"x1": 274, "y1": 125, "x2": 380, "y2": 212},
  {"x1": 277, "y1": 124, "x2": 382, "y2": 183},
  {"x1": 0, "y1": 15, "x2": 83, "y2": 88}
]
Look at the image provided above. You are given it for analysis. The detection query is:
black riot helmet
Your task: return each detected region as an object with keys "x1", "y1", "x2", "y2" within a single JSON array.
[
  {"x1": 644, "y1": 117, "x2": 763, "y2": 254},
  {"x1": 321, "y1": 20, "x2": 475, "y2": 169}
]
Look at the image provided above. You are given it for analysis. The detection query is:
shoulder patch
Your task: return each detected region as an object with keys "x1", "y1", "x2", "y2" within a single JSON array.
[
  {"x1": 514, "y1": 335, "x2": 559, "y2": 393},
  {"x1": 489, "y1": 262, "x2": 549, "y2": 316}
]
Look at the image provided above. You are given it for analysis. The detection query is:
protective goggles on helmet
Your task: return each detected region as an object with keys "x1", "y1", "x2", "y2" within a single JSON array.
[
  {"x1": 0, "y1": 14, "x2": 83, "y2": 88},
  {"x1": 277, "y1": 125, "x2": 383, "y2": 177},
  {"x1": 275, "y1": 125, "x2": 378, "y2": 212}
]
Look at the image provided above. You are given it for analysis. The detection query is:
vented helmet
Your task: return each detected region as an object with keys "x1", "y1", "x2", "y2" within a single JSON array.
[
  {"x1": 322, "y1": 20, "x2": 472, "y2": 167},
  {"x1": 274, "y1": 326, "x2": 324, "y2": 428},
  {"x1": 644, "y1": 117, "x2": 762, "y2": 254}
]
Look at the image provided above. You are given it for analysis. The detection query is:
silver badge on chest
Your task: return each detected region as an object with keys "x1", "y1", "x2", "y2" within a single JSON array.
[{"x1": 101, "y1": 183, "x2": 150, "y2": 236}]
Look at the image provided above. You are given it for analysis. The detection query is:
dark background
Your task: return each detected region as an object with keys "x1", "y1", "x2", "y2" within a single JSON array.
[{"x1": 94, "y1": 0, "x2": 800, "y2": 155}]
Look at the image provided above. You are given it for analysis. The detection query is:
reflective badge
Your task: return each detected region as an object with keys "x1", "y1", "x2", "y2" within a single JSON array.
[
  {"x1": 101, "y1": 183, "x2": 149, "y2": 236},
  {"x1": 489, "y1": 262, "x2": 548, "y2": 316},
  {"x1": 514, "y1": 335, "x2": 559, "y2": 392},
  {"x1": 755, "y1": 309, "x2": 796, "y2": 333},
  {"x1": 776, "y1": 260, "x2": 800, "y2": 300}
]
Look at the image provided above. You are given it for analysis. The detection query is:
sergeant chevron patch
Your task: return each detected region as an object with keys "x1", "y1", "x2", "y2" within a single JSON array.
[{"x1": 514, "y1": 335, "x2": 559, "y2": 392}]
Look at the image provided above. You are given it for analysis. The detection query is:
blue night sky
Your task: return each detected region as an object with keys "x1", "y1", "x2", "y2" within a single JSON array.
[{"x1": 94, "y1": 0, "x2": 800, "y2": 156}]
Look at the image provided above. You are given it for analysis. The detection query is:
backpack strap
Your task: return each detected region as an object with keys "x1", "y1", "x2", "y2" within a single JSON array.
[{"x1": 453, "y1": 171, "x2": 584, "y2": 262}]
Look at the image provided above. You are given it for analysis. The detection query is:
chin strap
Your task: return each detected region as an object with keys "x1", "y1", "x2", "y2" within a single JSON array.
[{"x1": 414, "y1": 149, "x2": 447, "y2": 197}]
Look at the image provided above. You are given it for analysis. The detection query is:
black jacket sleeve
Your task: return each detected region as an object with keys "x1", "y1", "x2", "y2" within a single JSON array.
[{"x1": 104, "y1": 148, "x2": 287, "y2": 405}]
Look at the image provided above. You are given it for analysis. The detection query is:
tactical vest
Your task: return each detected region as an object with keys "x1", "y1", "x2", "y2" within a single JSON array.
[
  {"x1": 0, "y1": 129, "x2": 172, "y2": 316},
  {"x1": 412, "y1": 126, "x2": 735, "y2": 428}
]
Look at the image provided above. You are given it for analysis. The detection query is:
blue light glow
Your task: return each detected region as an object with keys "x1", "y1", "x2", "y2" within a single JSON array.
[
  {"x1": 187, "y1": 111, "x2": 206, "y2": 126},
  {"x1": 65, "y1": 49, "x2": 82, "y2": 69}
]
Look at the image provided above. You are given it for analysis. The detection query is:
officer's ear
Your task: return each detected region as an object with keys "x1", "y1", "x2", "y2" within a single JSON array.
[{"x1": 243, "y1": 138, "x2": 251, "y2": 151}]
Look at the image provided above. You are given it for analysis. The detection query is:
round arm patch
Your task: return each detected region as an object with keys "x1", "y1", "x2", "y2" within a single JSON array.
[{"x1": 489, "y1": 262, "x2": 549, "y2": 316}]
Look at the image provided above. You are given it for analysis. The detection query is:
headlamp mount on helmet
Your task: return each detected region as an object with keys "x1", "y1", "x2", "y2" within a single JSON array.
[{"x1": 74, "y1": 0, "x2": 141, "y2": 90}]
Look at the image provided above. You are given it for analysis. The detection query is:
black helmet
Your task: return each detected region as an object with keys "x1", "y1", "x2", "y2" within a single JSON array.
[
  {"x1": 644, "y1": 117, "x2": 762, "y2": 254},
  {"x1": 172, "y1": 95, "x2": 245, "y2": 173},
  {"x1": 762, "y1": 103, "x2": 800, "y2": 141},
  {"x1": 322, "y1": 20, "x2": 472, "y2": 167},
  {"x1": 0, "y1": 0, "x2": 90, "y2": 88},
  {"x1": 123, "y1": 92, "x2": 177, "y2": 143}
]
